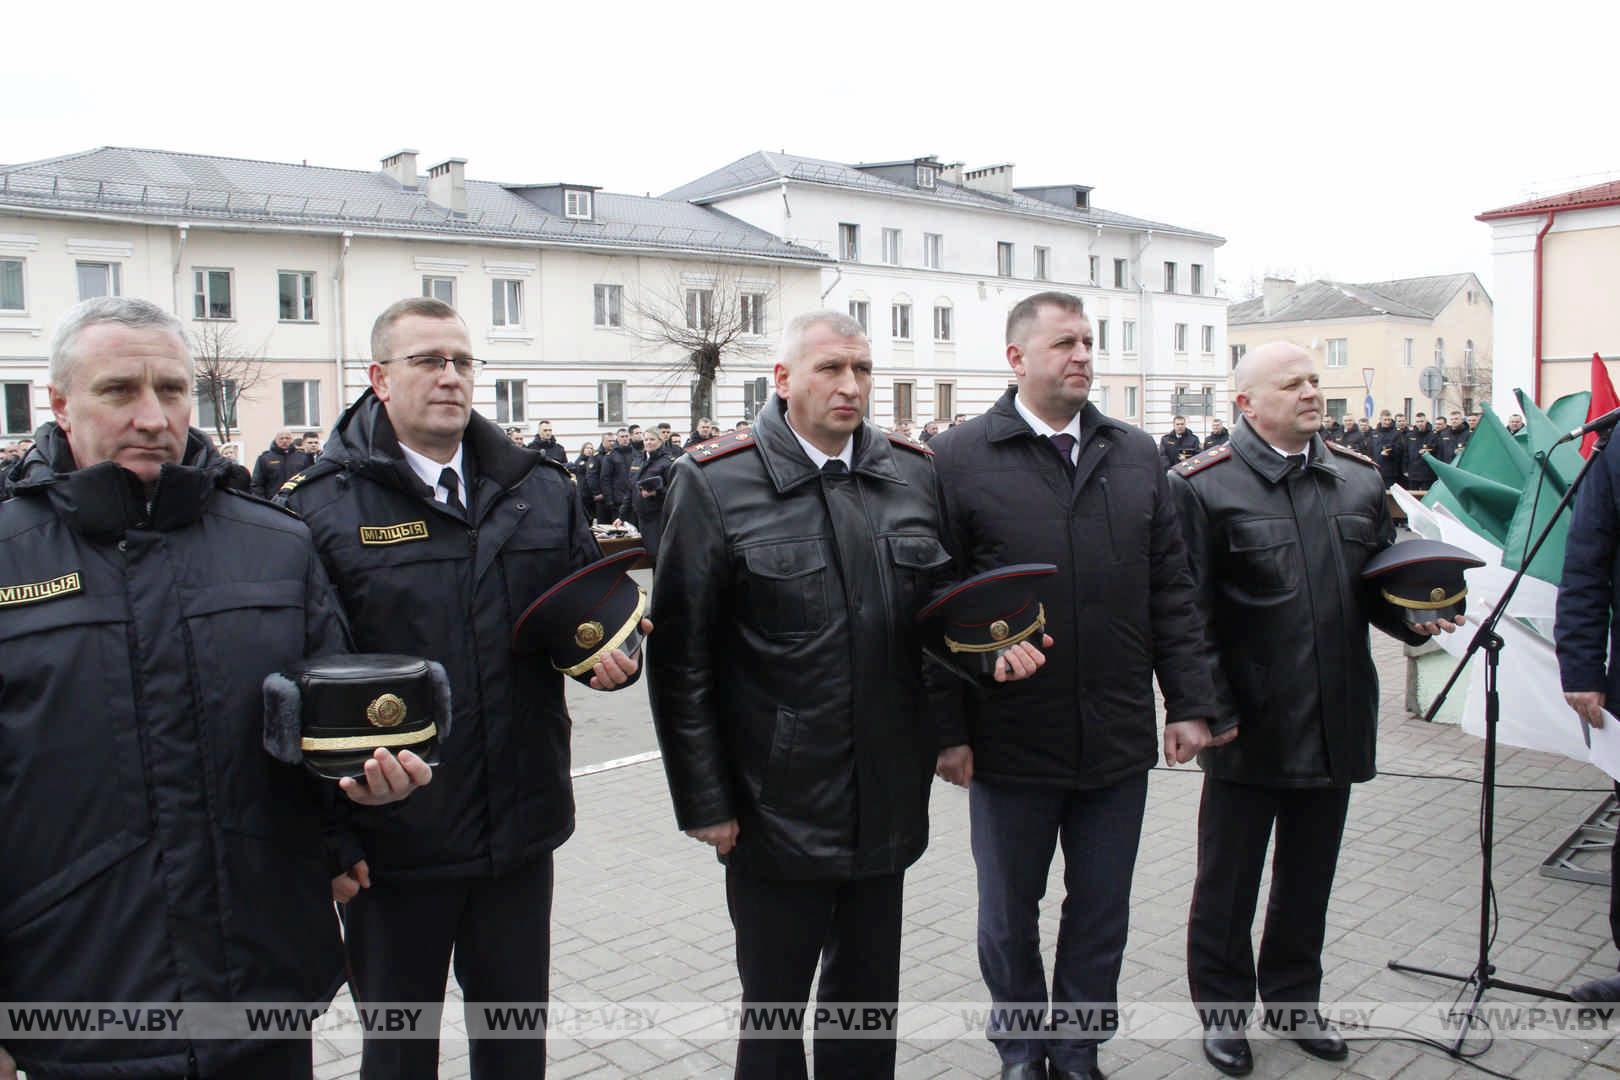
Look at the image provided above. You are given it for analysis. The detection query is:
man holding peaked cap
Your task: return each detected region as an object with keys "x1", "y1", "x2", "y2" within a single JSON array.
[
  {"x1": 1168, "y1": 341, "x2": 1458, "y2": 1076},
  {"x1": 0, "y1": 297, "x2": 426, "y2": 1080},
  {"x1": 649, "y1": 309, "x2": 1045, "y2": 1078},
  {"x1": 279, "y1": 296, "x2": 646, "y2": 1079},
  {"x1": 928, "y1": 291, "x2": 1223, "y2": 1080}
]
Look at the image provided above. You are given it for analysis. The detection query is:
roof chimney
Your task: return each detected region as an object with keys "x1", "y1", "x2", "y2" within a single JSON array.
[
  {"x1": 381, "y1": 149, "x2": 419, "y2": 189},
  {"x1": 426, "y1": 158, "x2": 467, "y2": 215},
  {"x1": 940, "y1": 161, "x2": 965, "y2": 186},
  {"x1": 962, "y1": 163, "x2": 1017, "y2": 196},
  {"x1": 1262, "y1": 276, "x2": 1296, "y2": 316}
]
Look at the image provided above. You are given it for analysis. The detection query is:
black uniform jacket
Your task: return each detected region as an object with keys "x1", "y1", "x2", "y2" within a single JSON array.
[
  {"x1": 928, "y1": 388, "x2": 1222, "y2": 787},
  {"x1": 1160, "y1": 429, "x2": 1203, "y2": 469},
  {"x1": 1168, "y1": 419, "x2": 1424, "y2": 788},
  {"x1": 648, "y1": 398, "x2": 951, "y2": 881},
  {"x1": 0, "y1": 426, "x2": 351, "y2": 1077},
  {"x1": 280, "y1": 391, "x2": 601, "y2": 880}
]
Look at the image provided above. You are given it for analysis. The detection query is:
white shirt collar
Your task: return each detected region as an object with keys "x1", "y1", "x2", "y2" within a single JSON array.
[
  {"x1": 1013, "y1": 392, "x2": 1082, "y2": 462},
  {"x1": 785, "y1": 419, "x2": 854, "y2": 471},
  {"x1": 399, "y1": 440, "x2": 466, "y2": 503},
  {"x1": 1262, "y1": 438, "x2": 1311, "y2": 463}
]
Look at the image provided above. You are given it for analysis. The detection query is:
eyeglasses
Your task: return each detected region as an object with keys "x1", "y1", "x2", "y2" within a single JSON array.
[{"x1": 384, "y1": 354, "x2": 487, "y2": 378}]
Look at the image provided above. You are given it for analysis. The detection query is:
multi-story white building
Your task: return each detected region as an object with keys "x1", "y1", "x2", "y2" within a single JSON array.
[
  {"x1": 664, "y1": 152, "x2": 1228, "y2": 435},
  {"x1": 0, "y1": 147, "x2": 827, "y2": 454}
]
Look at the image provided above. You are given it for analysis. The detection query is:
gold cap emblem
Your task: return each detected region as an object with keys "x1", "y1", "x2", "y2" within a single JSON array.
[
  {"x1": 989, "y1": 620, "x2": 1011, "y2": 642},
  {"x1": 575, "y1": 621, "x2": 605, "y2": 649},
  {"x1": 367, "y1": 693, "x2": 407, "y2": 729},
  {"x1": 1430, "y1": 586, "x2": 1448, "y2": 603}
]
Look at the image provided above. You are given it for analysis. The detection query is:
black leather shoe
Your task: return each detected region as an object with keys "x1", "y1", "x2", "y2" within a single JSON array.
[
  {"x1": 1265, "y1": 1016, "x2": 1347, "y2": 1062},
  {"x1": 1202, "y1": 1030, "x2": 1253, "y2": 1076},
  {"x1": 1571, "y1": 972, "x2": 1620, "y2": 1003},
  {"x1": 1049, "y1": 1066, "x2": 1104, "y2": 1080},
  {"x1": 1000, "y1": 1064, "x2": 1047, "y2": 1080}
]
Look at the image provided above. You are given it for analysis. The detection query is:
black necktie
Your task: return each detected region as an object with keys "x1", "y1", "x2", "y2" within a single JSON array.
[
  {"x1": 1286, "y1": 453, "x2": 1308, "y2": 474},
  {"x1": 822, "y1": 459, "x2": 848, "y2": 478},
  {"x1": 1049, "y1": 433, "x2": 1077, "y2": 474},
  {"x1": 439, "y1": 467, "x2": 466, "y2": 516}
]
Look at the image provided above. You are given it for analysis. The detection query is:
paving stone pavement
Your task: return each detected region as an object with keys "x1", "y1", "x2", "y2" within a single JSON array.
[{"x1": 303, "y1": 621, "x2": 1620, "y2": 1079}]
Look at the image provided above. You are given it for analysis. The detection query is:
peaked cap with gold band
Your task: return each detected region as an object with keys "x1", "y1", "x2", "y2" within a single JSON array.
[
  {"x1": 1359, "y1": 538, "x2": 1484, "y2": 628},
  {"x1": 512, "y1": 548, "x2": 648, "y2": 684},
  {"x1": 262, "y1": 654, "x2": 451, "y2": 781},
  {"x1": 917, "y1": 563, "x2": 1057, "y2": 685}
]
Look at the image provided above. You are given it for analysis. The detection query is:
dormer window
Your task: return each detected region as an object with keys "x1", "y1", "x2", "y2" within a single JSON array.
[
  {"x1": 564, "y1": 189, "x2": 593, "y2": 220},
  {"x1": 1074, "y1": 189, "x2": 1088, "y2": 209},
  {"x1": 916, "y1": 164, "x2": 937, "y2": 189}
]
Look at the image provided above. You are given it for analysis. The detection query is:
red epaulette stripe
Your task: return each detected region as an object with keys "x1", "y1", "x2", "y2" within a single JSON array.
[
  {"x1": 1327, "y1": 442, "x2": 1376, "y2": 467},
  {"x1": 1174, "y1": 444, "x2": 1231, "y2": 477},
  {"x1": 689, "y1": 432, "x2": 756, "y2": 464},
  {"x1": 887, "y1": 433, "x2": 933, "y2": 456}
]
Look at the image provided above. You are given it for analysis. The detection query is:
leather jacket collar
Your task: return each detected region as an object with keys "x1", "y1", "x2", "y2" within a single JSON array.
[
  {"x1": 1229, "y1": 417, "x2": 1342, "y2": 486},
  {"x1": 752, "y1": 396, "x2": 903, "y2": 493},
  {"x1": 983, "y1": 385, "x2": 1126, "y2": 448}
]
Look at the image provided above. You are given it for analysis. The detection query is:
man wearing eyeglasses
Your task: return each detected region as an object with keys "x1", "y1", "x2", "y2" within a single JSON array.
[{"x1": 277, "y1": 297, "x2": 644, "y2": 1079}]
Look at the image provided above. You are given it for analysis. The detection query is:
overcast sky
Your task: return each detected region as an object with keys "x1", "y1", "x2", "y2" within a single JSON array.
[{"x1": 9, "y1": 0, "x2": 1617, "y2": 298}]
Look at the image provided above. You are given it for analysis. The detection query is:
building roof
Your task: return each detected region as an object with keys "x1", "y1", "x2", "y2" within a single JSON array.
[
  {"x1": 661, "y1": 151, "x2": 1224, "y2": 244},
  {"x1": 1228, "y1": 273, "x2": 1481, "y2": 326},
  {"x1": 1478, "y1": 179, "x2": 1620, "y2": 221},
  {"x1": 0, "y1": 147, "x2": 830, "y2": 263}
]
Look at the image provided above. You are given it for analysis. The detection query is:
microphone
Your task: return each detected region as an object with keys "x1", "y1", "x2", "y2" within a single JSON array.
[{"x1": 1554, "y1": 405, "x2": 1620, "y2": 447}]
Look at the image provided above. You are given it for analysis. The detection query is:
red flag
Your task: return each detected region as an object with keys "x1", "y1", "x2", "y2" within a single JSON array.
[{"x1": 1584, "y1": 352, "x2": 1619, "y2": 458}]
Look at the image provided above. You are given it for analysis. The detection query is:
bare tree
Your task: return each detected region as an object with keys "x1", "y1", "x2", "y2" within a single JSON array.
[
  {"x1": 627, "y1": 264, "x2": 777, "y2": 431},
  {"x1": 190, "y1": 323, "x2": 268, "y2": 447}
]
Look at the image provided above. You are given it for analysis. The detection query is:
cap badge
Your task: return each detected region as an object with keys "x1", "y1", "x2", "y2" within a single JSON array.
[
  {"x1": 367, "y1": 693, "x2": 407, "y2": 729},
  {"x1": 1430, "y1": 586, "x2": 1447, "y2": 603},
  {"x1": 989, "y1": 620, "x2": 1010, "y2": 642},
  {"x1": 575, "y1": 621, "x2": 606, "y2": 649}
]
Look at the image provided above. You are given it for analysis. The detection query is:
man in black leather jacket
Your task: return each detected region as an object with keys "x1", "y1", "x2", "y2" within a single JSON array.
[
  {"x1": 648, "y1": 310, "x2": 1042, "y2": 1079},
  {"x1": 1168, "y1": 342, "x2": 1456, "y2": 1076}
]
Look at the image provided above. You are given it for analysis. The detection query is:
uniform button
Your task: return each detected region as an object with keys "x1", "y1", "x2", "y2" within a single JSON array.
[
  {"x1": 117, "y1": 540, "x2": 127, "y2": 552},
  {"x1": 516, "y1": 502, "x2": 528, "y2": 511}
]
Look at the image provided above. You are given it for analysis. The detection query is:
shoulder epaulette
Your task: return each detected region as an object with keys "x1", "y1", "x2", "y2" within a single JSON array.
[
  {"x1": 275, "y1": 458, "x2": 342, "y2": 501},
  {"x1": 219, "y1": 486, "x2": 302, "y2": 519},
  {"x1": 1328, "y1": 442, "x2": 1377, "y2": 467},
  {"x1": 887, "y1": 432, "x2": 933, "y2": 456},
  {"x1": 688, "y1": 432, "x2": 756, "y2": 464},
  {"x1": 1173, "y1": 444, "x2": 1232, "y2": 477}
]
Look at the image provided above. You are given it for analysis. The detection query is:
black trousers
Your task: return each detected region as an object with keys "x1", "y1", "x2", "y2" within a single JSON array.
[
  {"x1": 1610, "y1": 781, "x2": 1620, "y2": 961},
  {"x1": 32, "y1": 1039, "x2": 313, "y2": 1080},
  {"x1": 1186, "y1": 777, "x2": 1352, "y2": 1024},
  {"x1": 726, "y1": 868, "x2": 905, "y2": 1080},
  {"x1": 343, "y1": 855, "x2": 554, "y2": 1080}
]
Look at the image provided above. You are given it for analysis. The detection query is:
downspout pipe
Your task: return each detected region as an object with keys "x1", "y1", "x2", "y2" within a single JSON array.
[
  {"x1": 172, "y1": 223, "x2": 190, "y2": 315},
  {"x1": 1533, "y1": 210, "x2": 1555, "y2": 406}
]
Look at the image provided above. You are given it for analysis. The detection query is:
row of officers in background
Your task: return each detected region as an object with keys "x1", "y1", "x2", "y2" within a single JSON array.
[{"x1": 1162, "y1": 407, "x2": 1528, "y2": 490}]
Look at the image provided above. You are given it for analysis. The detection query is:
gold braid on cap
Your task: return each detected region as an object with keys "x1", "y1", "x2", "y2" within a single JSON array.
[
  {"x1": 558, "y1": 588, "x2": 648, "y2": 677},
  {"x1": 945, "y1": 604, "x2": 1046, "y2": 654},
  {"x1": 1380, "y1": 587, "x2": 1466, "y2": 610},
  {"x1": 301, "y1": 723, "x2": 437, "y2": 753}
]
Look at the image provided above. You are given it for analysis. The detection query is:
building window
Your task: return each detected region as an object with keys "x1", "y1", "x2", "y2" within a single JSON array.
[
  {"x1": 76, "y1": 261, "x2": 120, "y2": 301},
  {"x1": 935, "y1": 381, "x2": 954, "y2": 419},
  {"x1": 1464, "y1": 339, "x2": 1475, "y2": 373},
  {"x1": 1191, "y1": 264, "x2": 1205, "y2": 295},
  {"x1": 492, "y1": 279, "x2": 524, "y2": 327},
  {"x1": 564, "y1": 189, "x2": 592, "y2": 220},
  {"x1": 423, "y1": 276, "x2": 455, "y2": 306},
  {"x1": 1094, "y1": 385, "x2": 1110, "y2": 414},
  {"x1": 194, "y1": 378, "x2": 238, "y2": 434},
  {"x1": 1123, "y1": 320, "x2": 1137, "y2": 353},
  {"x1": 933, "y1": 304, "x2": 952, "y2": 343},
  {"x1": 1200, "y1": 385, "x2": 1216, "y2": 416},
  {"x1": 1164, "y1": 262, "x2": 1178, "y2": 294},
  {"x1": 1403, "y1": 397, "x2": 1413, "y2": 421},
  {"x1": 848, "y1": 299, "x2": 870, "y2": 333},
  {"x1": 495, "y1": 379, "x2": 527, "y2": 424},
  {"x1": 923, "y1": 233, "x2": 942, "y2": 269},
  {"x1": 1201, "y1": 325, "x2": 1214, "y2": 354},
  {"x1": 1113, "y1": 258, "x2": 1127, "y2": 289},
  {"x1": 893, "y1": 381, "x2": 915, "y2": 423},
  {"x1": 740, "y1": 292, "x2": 767, "y2": 335},
  {"x1": 3, "y1": 382, "x2": 33, "y2": 435},
  {"x1": 277, "y1": 271, "x2": 316, "y2": 322},
  {"x1": 0, "y1": 259, "x2": 25, "y2": 312},
  {"x1": 1088, "y1": 255, "x2": 1099, "y2": 285},
  {"x1": 1034, "y1": 246, "x2": 1052, "y2": 281},
  {"x1": 1231, "y1": 343, "x2": 1247, "y2": 368},
  {"x1": 997, "y1": 242, "x2": 1014, "y2": 277},
  {"x1": 193, "y1": 268, "x2": 233, "y2": 319},
  {"x1": 1174, "y1": 323, "x2": 1188, "y2": 353},
  {"x1": 1125, "y1": 385, "x2": 1138, "y2": 416},
  {"x1": 838, "y1": 223, "x2": 860, "y2": 261},
  {"x1": 891, "y1": 303, "x2": 912, "y2": 341},
  {"x1": 282, "y1": 380, "x2": 320, "y2": 427},
  {"x1": 1097, "y1": 319, "x2": 1110, "y2": 353},
  {"x1": 597, "y1": 380, "x2": 625, "y2": 425},
  {"x1": 685, "y1": 288, "x2": 714, "y2": 330},
  {"x1": 743, "y1": 376, "x2": 770, "y2": 418},
  {"x1": 916, "y1": 164, "x2": 937, "y2": 189},
  {"x1": 1435, "y1": 337, "x2": 1445, "y2": 366},
  {"x1": 593, "y1": 284, "x2": 622, "y2": 327},
  {"x1": 882, "y1": 228, "x2": 902, "y2": 266},
  {"x1": 1404, "y1": 338, "x2": 1414, "y2": 367},
  {"x1": 1327, "y1": 397, "x2": 1348, "y2": 419},
  {"x1": 1327, "y1": 338, "x2": 1348, "y2": 368}
]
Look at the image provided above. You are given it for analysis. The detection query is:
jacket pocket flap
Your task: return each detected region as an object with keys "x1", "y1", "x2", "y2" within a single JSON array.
[
  {"x1": 1228, "y1": 519, "x2": 1297, "y2": 552},
  {"x1": 890, "y1": 535, "x2": 952, "y2": 570},
  {"x1": 743, "y1": 540, "x2": 827, "y2": 580},
  {"x1": 1336, "y1": 514, "x2": 1378, "y2": 545},
  {"x1": 180, "y1": 579, "x2": 305, "y2": 617},
  {"x1": 0, "y1": 830, "x2": 147, "y2": 934},
  {"x1": 0, "y1": 594, "x2": 125, "y2": 644}
]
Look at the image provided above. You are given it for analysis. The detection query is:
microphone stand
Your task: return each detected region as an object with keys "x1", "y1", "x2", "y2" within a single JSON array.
[{"x1": 1386, "y1": 438, "x2": 1606, "y2": 1053}]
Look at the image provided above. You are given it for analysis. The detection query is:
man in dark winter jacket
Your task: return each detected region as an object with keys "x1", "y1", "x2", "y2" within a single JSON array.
[
  {"x1": 1367, "y1": 410, "x2": 1404, "y2": 487},
  {"x1": 252, "y1": 428, "x2": 301, "y2": 498},
  {"x1": 279, "y1": 296, "x2": 646, "y2": 1080},
  {"x1": 1160, "y1": 415, "x2": 1202, "y2": 469},
  {"x1": 1401, "y1": 411, "x2": 1440, "y2": 490},
  {"x1": 649, "y1": 310, "x2": 1043, "y2": 1078},
  {"x1": 597, "y1": 428, "x2": 636, "y2": 525},
  {"x1": 1204, "y1": 417, "x2": 1230, "y2": 449},
  {"x1": 527, "y1": 419, "x2": 568, "y2": 465},
  {"x1": 1434, "y1": 409, "x2": 1471, "y2": 463},
  {"x1": 1169, "y1": 342, "x2": 1455, "y2": 1076},
  {"x1": 930, "y1": 292, "x2": 1222, "y2": 1080},
  {"x1": 0, "y1": 297, "x2": 426, "y2": 1080}
]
